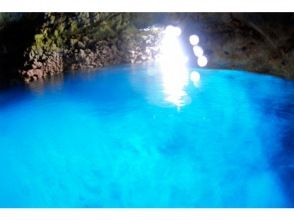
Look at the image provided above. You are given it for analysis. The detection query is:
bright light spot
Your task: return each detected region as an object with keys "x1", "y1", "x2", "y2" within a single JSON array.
[
  {"x1": 160, "y1": 27, "x2": 187, "y2": 67},
  {"x1": 165, "y1": 25, "x2": 182, "y2": 37},
  {"x1": 174, "y1": 27, "x2": 182, "y2": 36},
  {"x1": 197, "y1": 56, "x2": 208, "y2": 67},
  {"x1": 193, "y1": 45, "x2": 204, "y2": 57},
  {"x1": 189, "y1": 35, "x2": 199, "y2": 45},
  {"x1": 190, "y1": 71, "x2": 200, "y2": 83},
  {"x1": 158, "y1": 25, "x2": 189, "y2": 108}
]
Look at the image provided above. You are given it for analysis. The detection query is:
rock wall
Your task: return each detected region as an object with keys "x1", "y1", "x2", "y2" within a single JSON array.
[
  {"x1": 0, "y1": 13, "x2": 293, "y2": 89},
  {"x1": 20, "y1": 13, "x2": 162, "y2": 83},
  {"x1": 0, "y1": 13, "x2": 44, "y2": 88},
  {"x1": 182, "y1": 13, "x2": 294, "y2": 79}
]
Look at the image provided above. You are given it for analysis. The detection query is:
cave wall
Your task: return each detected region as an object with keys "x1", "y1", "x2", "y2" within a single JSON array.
[
  {"x1": 0, "y1": 13, "x2": 44, "y2": 89},
  {"x1": 0, "y1": 13, "x2": 293, "y2": 88},
  {"x1": 19, "y1": 13, "x2": 162, "y2": 83},
  {"x1": 181, "y1": 13, "x2": 294, "y2": 79}
]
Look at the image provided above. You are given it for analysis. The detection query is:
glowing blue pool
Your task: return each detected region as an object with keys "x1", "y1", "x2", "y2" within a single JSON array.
[{"x1": 0, "y1": 64, "x2": 293, "y2": 207}]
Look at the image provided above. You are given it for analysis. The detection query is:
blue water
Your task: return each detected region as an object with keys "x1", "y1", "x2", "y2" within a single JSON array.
[{"x1": 0, "y1": 64, "x2": 293, "y2": 207}]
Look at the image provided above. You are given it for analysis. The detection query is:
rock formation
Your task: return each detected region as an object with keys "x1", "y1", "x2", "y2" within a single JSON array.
[{"x1": 0, "y1": 13, "x2": 293, "y2": 89}]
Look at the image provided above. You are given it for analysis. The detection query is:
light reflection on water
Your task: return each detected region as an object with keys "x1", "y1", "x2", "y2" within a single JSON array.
[
  {"x1": 158, "y1": 25, "x2": 189, "y2": 108},
  {"x1": 0, "y1": 64, "x2": 293, "y2": 207}
]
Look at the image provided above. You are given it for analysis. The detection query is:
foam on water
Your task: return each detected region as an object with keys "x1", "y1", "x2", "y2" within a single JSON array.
[{"x1": 0, "y1": 64, "x2": 293, "y2": 207}]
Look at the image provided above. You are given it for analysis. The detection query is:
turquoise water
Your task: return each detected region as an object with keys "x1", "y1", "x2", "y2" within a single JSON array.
[{"x1": 0, "y1": 64, "x2": 293, "y2": 207}]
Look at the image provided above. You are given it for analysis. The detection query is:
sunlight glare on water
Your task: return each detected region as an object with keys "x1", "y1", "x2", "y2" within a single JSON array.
[{"x1": 158, "y1": 25, "x2": 189, "y2": 108}]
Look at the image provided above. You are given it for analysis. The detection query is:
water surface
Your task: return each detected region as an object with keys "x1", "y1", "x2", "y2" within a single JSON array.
[{"x1": 0, "y1": 64, "x2": 293, "y2": 207}]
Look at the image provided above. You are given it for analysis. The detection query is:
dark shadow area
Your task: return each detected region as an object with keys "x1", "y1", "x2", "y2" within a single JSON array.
[
  {"x1": 269, "y1": 100, "x2": 294, "y2": 205},
  {"x1": 0, "y1": 13, "x2": 44, "y2": 90},
  {"x1": 0, "y1": 85, "x2": 30, "y2": 109}
]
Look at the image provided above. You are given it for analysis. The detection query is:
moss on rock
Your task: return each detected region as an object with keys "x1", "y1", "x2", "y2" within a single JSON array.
[{"x1": 20, "y1": 13, "x2": 162, "y2": 82}]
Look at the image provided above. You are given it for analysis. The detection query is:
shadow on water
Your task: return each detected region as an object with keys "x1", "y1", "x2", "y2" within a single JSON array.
[
  {"x1": 0, "y1": 85, "x2": 30, "y2": 109},
  {"x1": 270, "y1": 100, "x2": 294, "y2": 206}
]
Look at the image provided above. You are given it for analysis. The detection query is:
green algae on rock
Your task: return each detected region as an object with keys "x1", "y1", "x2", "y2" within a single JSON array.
[{"x1": 20, "y1": 13, "x2": 163, "y2": 83}]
